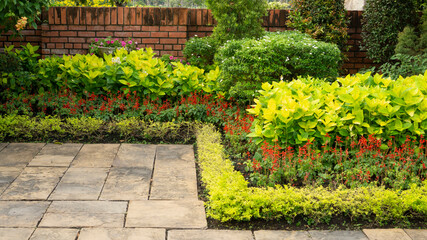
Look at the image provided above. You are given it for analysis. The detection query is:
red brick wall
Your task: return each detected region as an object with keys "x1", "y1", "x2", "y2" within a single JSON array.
[{"x1": 0, "y1": 8, "x2": 373, "y2": 74}]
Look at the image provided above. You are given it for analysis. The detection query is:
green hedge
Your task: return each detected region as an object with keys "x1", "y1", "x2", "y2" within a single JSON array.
[
  {"x1": 215, "y1": 31, "x2": 341, "y2": 103},
  {"x1": 196, "y1": 125, "x2": 427, "y2": 224},
  {"x1": 248, "y1": 71, "x2": 427, "y2": 146},
  {"x1": 0, "y1": 115, "x2": 197, "y2": 143}
]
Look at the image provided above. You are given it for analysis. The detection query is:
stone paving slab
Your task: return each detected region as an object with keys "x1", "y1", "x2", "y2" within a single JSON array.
[
  {"x1": 363, "y1": 229, "x2": 412, "y2": 240},
  {"x1": 49, "y1": 167, "x2": 109, "y2": 200},
  {"x1": 0, "y1": 228, "x2": 34, "y2": 240},
  {"x1": 404, "y1": 229, "x2": 427, "y2": 240},
  {"x1": 29, "y1": 228, "x2": 79, "y2": 240},
  {"x1": 39, "y1": 201, "x2": 127, "y2": 228},
  {"x1": 0, "y1": 201, "x2": 50, "y2": 227},
  {"x1": 100, "y1": 167, "x2": 152, "y2": 200},
  {"x1": 254, "y1": 230, "x2": 312, "y2": 240},
  {"x1": 0, "y1": 142, "x2": 8, "y2": 151},
  {"x1": 113, "y1": 144, "x2": 156, "y2": 168},
  {"x1": 156, "y1": 145, "x2": 195, "y2": 163},
  {"x1": 71, "y1": 144, "x2": 119, "y2": 168},
  {"x1": 28, "y1": 143, "x2": 82, "y2": 167},
  {"x1": 309, "y1": 230, "x2": 368, "y2": 240},
  {"x1": 1, "y1": 167, "x2": 66, "y2": 200},
  {"x1": 150, "y1": 169, "x2": 198, "y2": 200},
  {"x1": 126, "y1": 200, "x2": 207, "y2": 229},
  {"x1": 168, "y1": 230, "x2": 254, "y2": 240},
  {"x1": 0, "y1": 167, "x2": 22, "y2": 194},
  {"x1": 79, "y1": 228, "x2": 166, "y2": 240},
  {"x1": 0, "y1": 143, "x2": 45, "y2": 168}
]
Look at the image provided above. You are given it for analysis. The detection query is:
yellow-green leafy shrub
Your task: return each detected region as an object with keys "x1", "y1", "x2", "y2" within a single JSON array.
[
  {"x1": 196, "y1": 124, "x2": 427, "y2": 224},
  {"x1": 247, "y1": 71, "x2": 427, "y2": 146}
]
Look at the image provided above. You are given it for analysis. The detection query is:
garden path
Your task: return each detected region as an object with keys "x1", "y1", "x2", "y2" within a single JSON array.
[{"x1": 0, "y1": 143, "x2": 425, "y2": 240}]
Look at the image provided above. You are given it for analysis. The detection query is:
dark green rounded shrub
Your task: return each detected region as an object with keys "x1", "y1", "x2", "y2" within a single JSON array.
[
  {"x1": 287, "y1": 0, "x2": 349, "y2": 52},
  {"x1": 183, "y1": 36, "x2": 218, "y2": 70},
  {"x1": 205, "y1": 0, "x2": 268, "y2": 44},
  {"x1": 215, "y1": 31, "x2": 341, "y2": 104},
  {"x1": 361, "y1": 0, "x2": 418, "y2": 63}
]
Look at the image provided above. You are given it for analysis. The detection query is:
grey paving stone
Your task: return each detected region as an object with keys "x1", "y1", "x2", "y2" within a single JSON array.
[
  {"x1": 156, "y1": 145, "x2": 195, "y2": 163},
  {"x1": 363, "y1": 229, "x2": 411, "y2": 240},
  {"x1": 150, "y1": 167, "x2": 198, "y2": 200},
  {"x1": 0, "y1": 228, "x2": 34, "y2": 240},
  {"x1": 30, "y1": 228, "x2": 79, "y2": 240},
  {"x1": 404, "y1": 229, "x2": 427, "y2": 240},
  {"x1": 29, "y1": 143, "x2": 82, "y2": 167},
  {"x1": 100, "y1": 167, "x2": 152, "y2": 200},
  {"x1": 309, "y1": 230, "x2": 368, "y2": 240},
  {"x1": 126, "y1": 200, "x2": 207, "y2": 229},
  {"x1": 78, "y1": 228, "x2": 165, "y2": 240},
  {"x1": 168, "y1": 230, "x2": 254, "y2": 240},
  {"x1": 0, "y1": 201, "x2": 50, "y2": 227},
  {"x1": 71, "y1": 144, "x2": 119, "y2": 168},
  {"x1": 0, "y1": 167, "x2": 22, "y2": 194},
  {"x1": 39, "y1": 201, "x2": 127, "y2": 228},
  {"x1": 113, "y1": 144, "x2": 156, "y2": 168},
  {"x1": 0, "y1": 143, "x2": 45, "y2": 168},
  {"x1": 0, "y1": 142, "x2": 8, "y2": 151},
  {"x1": 254, "y1": 230, "x2": 311, "y2": 240},
  {"x1": 49, "y1": 167, "x2": 109, "y2": 200},
  {"x1": 1, "y1": 167, "x2": 66, "y2": 200}
]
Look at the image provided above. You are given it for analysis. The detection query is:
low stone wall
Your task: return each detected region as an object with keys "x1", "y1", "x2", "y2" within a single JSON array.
[{"x1": 0, "y1": 8, "x2": 373, "y2": 74}]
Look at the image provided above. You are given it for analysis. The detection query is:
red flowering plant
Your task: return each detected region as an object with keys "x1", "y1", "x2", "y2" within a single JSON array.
[
  {"x1": 246, "y1": 134, "x2": 427, "y2": 190},
  {"x1": 89, "y1": 36, "x2": 137, "y2": 56}
]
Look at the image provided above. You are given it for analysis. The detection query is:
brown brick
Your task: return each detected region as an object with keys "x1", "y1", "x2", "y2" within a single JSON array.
[
  {"x1": 136, "y1": 8, "x2": 143, "y2": 25},
  {"x1": 178, "y1": 26, "x2": 187, "y2": 31},
  {"x1": 173, "y1": 45, "x2": 183, "y2": 50},
  {"x1": 178, "y1": 39, "x2": 187, "y2": 44},
  {"x1": 354, "y1": 63, "x2": 369, "y2": 69},
  {"x1": 26, "y1": 36, "x2": 41, "y2": 42},
  {"x1": 355, "y1": 52, "x2": 367, "y2": 58},
  {"x1": 141, "y1": 26, "x2": 160, "y2": 31},
  {"x1": 51, "y1": 25, "x2": 68, "y2": 31},
  {"x1": 56, "y1": 43, "x2": 64, "y2": 49},
  {"x1": 74, "y1": 43, "x2": 83, "y2": 48},
  {"x1": 161, "y1": 50, "x2": 178, "y2": 56},
  {"x1": 20, "y1": 30, "x2": 35, "y2": 35},
  {"x1": 60, "y1": 31, "x2": 77, "y2": 37},
  {"x1": 154, "y1": 50, "x2": 160, "y2": 55},
  {"x1": 41, "y1": 37, "x2": 49, "y2": 43},
  {"x1": 50, "y1": 37, "x2": 68, "y2": 43},
  {"x1": 124, "y1": 26, "x2": 141, "y2": 31},
  {"x1": 66, "y1": 7, "x2": 80, "y2": 25},
  {"x1": 114, "y1": 32, "x2": 131, "y2": 38},
  {"x1": 105, "y1": 7, "x2": 110, "y2": 25},
  {"x1": 169, "y1": 32, "x2": 186, "y2": 38},
  {"x1": 48, "y1": 8, "x2": 55, "y2": 24},
  {"x1": 52, "y1": 49, "x2": 69, "y2": 55},
  {"x1": 178, "y1": 8, "x2": 188, "y2": 25},
  {"x1": 344, "y1": 52, "x2": 355, "y2": 58},
  {"x1": 151, "y1": 32, "x2": 169, "y2": 38},
  {"x1": 86, "y1": 7, "x2": 95, "y2": 25},
  {"x1": 196, "y1": 9, "x2": 202, "y2": 25},
  {"x1": 348, "y1": 69, "x2": 358, "y2": 74},
  {"x1": 69, "y1": 25, "x2": 86, "y2": 31},
  {"x1": 188, "y1": 26, "x2": 197, "y2": 31},
  {"x1": 68, "y1": 37, "x2": 86, "y2": 43},
  {"x1": 82, "y1": 43, "x2": 90, "y2": 49},
  {"x1": 41, "y1": 24, "x2": 50, "y2": 31},
  {"x1": 87, "y1": 26, "x2": 105, "y2": 31},
  {"x1": 342, "y1": 63, "x2": 354, "y2": 69},
  {"x1": 155, "y1": 44, "x2": 164, "y2": 50},
  {"x1": 197, "y1": 26, "x2": 214, "y2": 32},
  {"x1": 111, "y1": 7, "x2": 117, "y2": 25},
  {"x1": 160, "y1": 38, "x2": 177, "y2": 44},
  {"x1": 45, "y1": 31, "x2": 59, "y2": 37},
  {"x1": 78, "y1": 32, "x2": 95, "y2": 37},
  {"x1": 97, "y1": 32, "x2": 114, "y2": 37},
  {"x1": 97, "y1": 8, "x2": 105, "y2": 25},
  {"x1": 146, "y1": 44, "x2": 155, "y2": 49},
  {"x1": 130, "y1": 8, "x2": 137, "y2": 25},
  {"x1": 160, "y1": 26, "x2": 177, "y2": 32},
  {"x1": 106, "y1": 26, "x2": 123, "y2": 31},
  {"x1": 47, "y1": 43, "x2": 55, "y2": 48},
  {"x1": 133, "y1": 32, "x2": 150, "y2": 38},
  {"x1": 61, "y1": 7, "x2": 67, "y2": 24},
  {"x1": 118, "y1": 7, "x2": 124, "y2": 25},
  {"x1": 177, "y1": 51, "x2": 183, "y2": 57},
  {"x1": 54, "y1": 7, "x2": 61, "y2": 24},
  {"x1": 42, "y1": 49, "x2": 51, "y2": 55},
  {"x1": 70, "y1": 49, "x2": 87, "y2": 55},
  {"x1": 65, "y1": 43, "x2": 73, "y2": 48},
  {"x1": 143, "y1": 38, "x2": 159, "y2": 44},
  {"x1": 164, "y1": 44, "x2": 173, "y2": 50}
]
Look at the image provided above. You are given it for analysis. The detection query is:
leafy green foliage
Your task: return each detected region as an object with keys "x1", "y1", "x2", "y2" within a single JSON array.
[
  {"x1": 205, "y1": 0, "x2": 268, "y2": 44},
  {"x1": 183, "y1": 36, "x2": 218, "y2": 70},
  {"x1": 247, "y1": 71, "x2": 427, "y2": 147},
  {"x1": 197, "y1": 124, "x2": 427, "y2": 224},
  {"x1": 361, "y1": 0, "x2": 418, "y2": 63},
  {"x1": 215, "y1": 31, "x2": 341, "y2": 104},
  {"x1": 287, "y1": 0, "x2": 349, "y2": 52},
  {"x1": 0, "y1": 0, "x2": 49, "y2": 35}
]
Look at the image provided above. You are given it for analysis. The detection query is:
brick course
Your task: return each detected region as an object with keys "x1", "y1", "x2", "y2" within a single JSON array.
[{"x1": 1, "y1": 8, "x2": 373, "y2": 73}]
